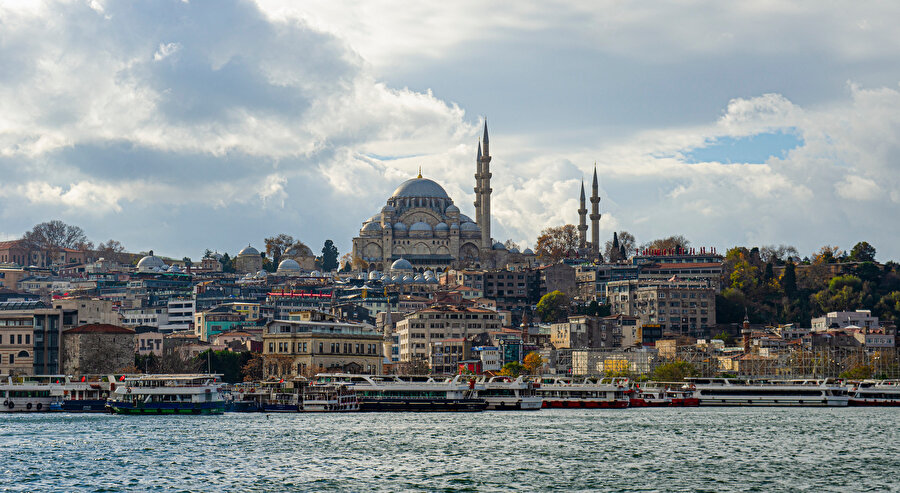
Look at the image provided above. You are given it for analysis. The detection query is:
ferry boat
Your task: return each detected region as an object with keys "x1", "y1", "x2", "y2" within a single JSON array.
[
  {"x1": 847, "y1": 380, "x2": 900, "y2": 406},
  {"x1": 628, "y1": 382, "x2": 699, "y2": 407},
  {"x1": 534, "y1": 377, "x2": 630, "y2": 409},
  {"x1": 222, "y1": 383, "x2": 265, "y2": 412},
  {"x1": 477, "y1": 376, "x2": 543, "y2": 410},
  {"x1": 259, "y1": 379, "x2": 305, "y2": 412},
  {"x1": 49, "y1": 376, "x2": 110, "y2": 412},
  {"x1": 315, "y1": 373, "x2": 487, "y2": 412},
  {"x1": 685, "y1": 378, "x2": 849, "y2": 407},
  {"x1": 302, "y1": 382, "x2": 359, "y2": 412},
  {"x1": 107, "y1": 374, "x2": 226, "y2": 415},
  {"x1": 0, "y1": 376, "x2": 58, "y2": 412}
]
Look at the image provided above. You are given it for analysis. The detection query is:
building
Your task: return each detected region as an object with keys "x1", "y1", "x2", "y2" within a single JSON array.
[
  {"x1": 607, "y1": 279, "x2": 716, "y2": 336},
  {"x1": 811, "y1": 310, "x2": 879, "y2": 331},
  {"x1": 262, "y1": 310, "x2": 383, "y2": 378},
  {"x1": 0, "y1": 300, "x2": 45, "y2": 376},
  {"x1": 538, "y1": 263, "x2": 577, "y2": 298},
  {"x1": 135, "y1": 326, "x2": 164, "y2": 357},
  {"x1": 234, "y1": 245, "x2": 263, "y2": 275},
  {"x1": 472, "y1": 346, "x2": 502, "y2": 372},
  {"x1": 551, "y1": 315, "x2": 620, "y2": 349},
  {"x1": 429, "y1": 338, "x2": 472, "y2": 375},
  {"x1": 194, "y1": 305, "x2": 247, "y2": 342},
  {"x1": 396, "y1": 305, "x2": 501, "y2": 363},
  {"x1": 60, "y1": 324, "x2": 135, "y2": 374}
]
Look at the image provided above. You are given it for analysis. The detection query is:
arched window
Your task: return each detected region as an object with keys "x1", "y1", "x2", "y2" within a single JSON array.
[{"x1": 17, "y1": 350, "x2": 29, "y2": 358}]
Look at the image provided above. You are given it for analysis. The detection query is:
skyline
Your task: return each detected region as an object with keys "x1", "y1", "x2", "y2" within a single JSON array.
[{"x1": 3, "y1": 1, "x2": 900, "y2": 261}]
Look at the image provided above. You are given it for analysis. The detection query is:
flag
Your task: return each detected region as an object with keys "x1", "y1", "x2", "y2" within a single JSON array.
[
  {"x1": 81, "y1": 376, "x2": 86, "y2": 382},
  {"x1": 119, "y1": 375, "x2": 125, "y2": 381},
  {"x1": 279, "y1": 378, "x2": 284, "y2": 384}
]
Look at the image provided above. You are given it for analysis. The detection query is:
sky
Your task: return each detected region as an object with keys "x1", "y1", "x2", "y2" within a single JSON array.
[{"x1": 2, "y1": 1, "x2": 900, "y2": 261}]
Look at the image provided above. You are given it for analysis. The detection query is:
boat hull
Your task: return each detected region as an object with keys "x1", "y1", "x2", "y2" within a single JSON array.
[
  {"x1": 359, "y1": 398, "x2": 487, "y2": 412},
  {"x1": 109, "y1": 401, "x2": 225, "y2": 415},
  {"x1": 848, "y1": 399, "x2": 900, "y2": 406},
  {"x1": 697, "y1": 397, "x2": 847, "y2": 407},
  {"x1": 484, "y1": 397, "x2": 543, "y2": 411},
  {"x1": 262, "y1": 403, "x2": 301, "y2": 412},
  {"x1": 51, "y1": 399, "x2": 108, "y2": 412},
  {"x1": 541, "y1": 399, "x2": 629, "y2": 409}
]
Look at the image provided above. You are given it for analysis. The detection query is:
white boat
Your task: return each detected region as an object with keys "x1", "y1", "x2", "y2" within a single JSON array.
[
  {"x1": 107, "y1": 374, "x2": 226, "y2": 415},
  {"x1": 534, "y1": 376, "x2": 630, "y2": 409},
  {"x1": 477, "y1": 375, "x2": 543, "y2": 410},
  {"x1": 49, "y1": 376, "x2": 110, "y2": 412},
  {"x1": 0, "y1": 376, "x2": 59, "y2": 412},
  {"x1": 314, "y1": 373, "x2": 486, "y2": 412},
  {"x1": 686, "y1": 378, "x2": 849, "y2": 407},
  {"x1": 847, "y1": 380, "x2": 900, "y2": 406},
  {"x1": 302, "y1": 382, "x2": 359, "y2": 412}
]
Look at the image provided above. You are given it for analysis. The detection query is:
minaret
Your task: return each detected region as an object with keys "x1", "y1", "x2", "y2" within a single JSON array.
[
  {"x1": 474, "y1": 141, "x2": 482, "y2": 232},
  {"x1": 480, "y1": 121, "x2": 492, "y2": 250},
  {"x1": 577, "y1": 180, "x2": 588, "y2": 249},
  {"x1": 590, "y1": 164, "x2": 601, "y2": 257},
  {"x1": 383, "y1": 303, "x2": 394, "y2": 364}
]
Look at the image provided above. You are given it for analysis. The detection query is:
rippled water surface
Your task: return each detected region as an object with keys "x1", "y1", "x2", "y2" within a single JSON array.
[{"x1": 1, "y1": 408, "x2": 898, "y2": 492}]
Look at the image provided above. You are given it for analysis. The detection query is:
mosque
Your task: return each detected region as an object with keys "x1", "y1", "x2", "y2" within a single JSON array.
[{"x1": 351, "y1": 122, "x2": 535, "y2": 273}]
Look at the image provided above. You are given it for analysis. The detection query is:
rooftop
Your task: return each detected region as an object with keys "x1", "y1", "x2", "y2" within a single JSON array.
[{"x1": 64, "y1": 324, "x2": 134, "y2": 335}]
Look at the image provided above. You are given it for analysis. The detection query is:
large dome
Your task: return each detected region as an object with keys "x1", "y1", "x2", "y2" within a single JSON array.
[
  {"x1": 391, "y1": 177, "x2": 450, "y2": 199},
  {"x1": 239, "y1": 245, "x2": 260, "y2": 256},
  {"x1": 137, "y1": 255, "x2": 167, "y2": 273}
]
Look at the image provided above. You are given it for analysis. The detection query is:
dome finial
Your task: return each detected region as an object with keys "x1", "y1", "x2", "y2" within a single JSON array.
[{"x1": 417, "y1": 166, "x2": 422, "y2": 179}]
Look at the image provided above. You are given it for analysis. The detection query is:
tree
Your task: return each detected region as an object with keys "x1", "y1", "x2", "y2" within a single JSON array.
[
  {"x1": 523, "y1": 352, "x2": 544, "y2": 375},
  {"x1": 536, "y1": 290, "x2": 570, "y2": 322},
  {"x1": 241, "y1": 353, "x2": 263, "y2": 382},
  {"x1": 839, "y1": 365, "x2": 873, "y2": 380},
  {"x1": 196, "y1": 350, "x2": 253, "y2": 383},
  {"x1": 849, "y1": 242, "x2": 876, "y2": 263},
  {"x1": 604, "y1": 231, "x2": 636, "y2": 261},
  {"x1": 651, "y1": 361, "x2": 698, "y2": 381},
  {"x1": 264, "y1": 234, "x2": 295, "y2": 266},
  {"x1": 499, "y1": 361, "x2": 526, "y2": 377},
  {"x1": 713, "y1": 331, "x2": 735, "y2": 345},
  {"x1": 182, "y1": 257, "x2": 192, "y2": 269},
  {"x1": 95, "y1": 239, "x2": 128, "y2": 263},
  {"x1": 759, "y1": 244, "x2": 799, "y2": 265},
  {"x1": 23, "y1": 220, "x2": 89, "y2": 266},
  {"x1": 321, "y1": 239, "x2": 339, "y2": 272},
  {"x1": 813, "y1": 245, "x2": 845, "y2": 264},
  {"x1": 220, "y1": 253, "x2": 235, "y2": 273},
  {"x1": 782, "y1": 259, "x2": 797, "y2": 297},
  {"x1": 642, "y1": 235, "x2": 690, "y2": 253},
  {"x1": 534, "y1": 225, "x2": 579, "y2": 262},
  {"x1": 503, "y1": 239, "x2": 520, "y2": 251}
]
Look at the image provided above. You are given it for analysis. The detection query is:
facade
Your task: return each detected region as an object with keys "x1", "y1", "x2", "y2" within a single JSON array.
[
  {"x1": 234, "y1": 245, "x2": 263, "y2": 274},
  {"x1": 429, "y1": 338, "x2": 471, "y2": 375},
  {"x1": 396, "y1": 306, "x2": 501, "y2": 363},
  {"x1": 0, "y1": 300, "x2": 44, "y2": 376},
  {"x1": 61, "y1": 324, "x2": 136, "y2": 374},
  {"x1": 194, "y1": 305, "x2": 246, "y2": 342},
  {"x1": 608, "y1": 279, "x2": 716, "y2": 336},
  {"x1": 262, "y1": 311, "x2": 383, "y2": 378},
  {"x1": 551, "y1": 315, "x2": 621, "y2": 349},
  {"x1": 539, "y1": 263, "x2": 577, "y2": 298},
  {"x1": 811, "y1": 310, "x2": 879, "y2": 331},
  {"x1": 135, "y1": 326, "x2": 164, "y2": 356}
]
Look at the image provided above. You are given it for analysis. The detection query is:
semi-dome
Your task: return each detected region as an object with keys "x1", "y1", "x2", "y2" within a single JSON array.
[
  {"x1": 393, "y1": 222, "x2": 407, "y2": 232},
  {"x1": 239, "y1": 245, "x2": 260, "y2": 256},
  {"x1": 137, "y1": 254, "x2": 167, "y2": 273},
  {"x1": 445, "y1": 204, "x2": 460, "y2": 213},
  {"x1": 362, "y1": 222, "x2": 383, "y2": 233},
  {"x1": 410, "y1": 221, "x2": 432, "y2": 232},
  {"x1": 278, "y1": 259, "x2": 301, "y2": 272},
  {"x1": 434, "y1": 222, "x2": 449, "y2": 232},
  {"x1": 391, "y1": 258, "x2": 413, "y2": 271},
  {"x1": 459, "y1": 214, "x2": 475, "y2": 223},
  {"x1": 460, "y1": 222, "x2": 480, "y2": 232},
  {"x1": 391, "y1": 177, "x2": 450, "y2": 199},
  {"x1": 381, "y1": 204, "x2": 395, "y2": 213},
  {"x1": 450, "y1": 222, "x2": 460, "y2": 230},
  {"x1": 256, "y1": 270, "x2": 268, "y2": 277}
]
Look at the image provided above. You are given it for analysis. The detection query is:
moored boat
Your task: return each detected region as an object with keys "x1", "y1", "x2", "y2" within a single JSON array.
[
  {"x1": 478, "y1": 375, "x2": 543, "y2": 410},
  {"x1": 316, "y1": 373, "x2": 486, "y2": 412},
  {"x1": 686, "y1": 378, "x2": 849, "y2": 407},
  {"x1": 0, "y1": 376, "x2": 57, "y2": 412},
  {"x1": 847, "y1": 380, "x2": 900, "y2": 406},
  {"x1": 628, "y1": 382, "x2": 699, "y2": 408},
  {"x1": 107, "y1": 374, "x2": 226, "y2": 415},
  {"x1": 49, "y1": 376, "x2": 111, "y2": 412},
  {"x1": 534, "y1": 377, "x2": 630, "y2": 409},
  {"x1": 302, "y1": 382, "x2": 359, "y2": 412}
]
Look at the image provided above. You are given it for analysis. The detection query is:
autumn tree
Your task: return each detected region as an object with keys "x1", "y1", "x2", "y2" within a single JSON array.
[
  {"x1": 523, "y1": 352, "x2": 544, "y2": 375},
  {"x1": 604, "y1": 231, "x2": 637, "y2": 262},
  {"x1": 23, "y1": 220, "x2": 90, "y2": 266},
  {"x1": 503, "y1": 239, "x2": 520, "y2": 251},
  {"x1": 96, "y1": 239, "x2": 128, "y2": 264},
  {"x1": 813, "y1": 245, "x2": 845, "y2": 264},
  {"x1": 499, "y1": 361, "x2": 526, "y2": 377},
  {"x1": 534, "y1": 225, "x2": 579, "y2": 263},
  {"x1": 264, "y1": 233, "x2": 295, "y2": 266},
  {"x1": 536, "y1": 290, "x2": 570, "y2": 322},
  {"x1": 321, "y1": 239, "x2": 339, "y2": 272}
]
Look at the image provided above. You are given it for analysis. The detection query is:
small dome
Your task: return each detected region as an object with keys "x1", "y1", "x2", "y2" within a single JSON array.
[
  {"x1": 402, "y1": 275, "x2": 413, "y2": 282},
  {"x1": 391, "y1": 258, "x2": 413, "y2": 271},
  {"x1": 393, "y1": 222, "x2": 407, "y2": 232},
  {"x1": 391, "y1": 275, "x2": 400, "y2": 283},
  {"x1": 445, "y1": 204, "x2": 460, "y2": 213},
  {"x1": 381, "y1": 275, "x2": 390, "y2": 282},
  {"x1": 167, "y1": 264, "x2": 182, "y2": 273},
  {"x1": 137, "y1": 255, "x2": 167, "y2": 273},
  {"x1": 368, "y1": 214, "x2": 382, "y2": 223},
  {"x1": 424, "y1": 270, "x2": 435, "y2": 277},
  {"x1": 285, "y1": 244, "x2": 313, "y2": 256},
  {"x1": 239, "y1": 245, "x2": 260, "y2": 256},
  {"x1": 427, "y1": 277, "x2": 439, "y2": 284},
  {"x1": 278, "y1": 259, "x2": 301, "y2": 272},
  {"x1": 460, "y1": 222, "x2": 480, "y2": 232},
  {"x1": 362, "y1": 222, "x2": 383, "y2": 233},
  {"x1": 492, "y1": 242, "x2": 507, "y2": 250},
  {"x1": 434, "y1": 222, "x2": 449, "y2": 231},
  {"x1": 509, "y1": 247, "x2": 520, "y2": 254},
  {"x1": 523, "y1": 248, "x2": 535, "y2": 255},
  {"x1": 368, "y1": 271, "x2": 380, "y2": 280},
  {"x1": 310, "y1": 270, "x2": 321, "y2": 277},
  {"x1": 450, "y1": 222, "x2": 460, "y2": 230},
  {"x1": 410, "y1": 221, "x2": 432, "y2": 232},
  {"x1": 414, "y1": 274, "x2": 424, "y2": 282}
]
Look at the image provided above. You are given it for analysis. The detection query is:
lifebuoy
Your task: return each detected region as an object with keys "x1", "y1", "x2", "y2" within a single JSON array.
[
  {"x1": 26, "y1": 402, "x2": 32, "y2": 410},
  {"x1": 36, "y1": 403, "x2": 42, "y2": 410},
  {"x1": 7, "y1": 402, "x2": 13, "y2": 409},
  {"x1": 2, "y1": 400, "x2": 7, "y2": 407}
]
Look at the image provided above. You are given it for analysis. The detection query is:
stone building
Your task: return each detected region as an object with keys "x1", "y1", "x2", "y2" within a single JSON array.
[
  {"x1": 234, "y1": 245, "x2": 263, "y2": 274},
  {"x1": 61, "y1": 324, "x2": 135, "y2": 374},
  {"x1": 262, "y1": 310, "x2": 383, "y2": 378}
]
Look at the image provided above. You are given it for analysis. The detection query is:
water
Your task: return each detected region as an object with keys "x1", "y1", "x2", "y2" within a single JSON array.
[{"x1": 1, "y1": 408, "x2": 897, "y2": 492}]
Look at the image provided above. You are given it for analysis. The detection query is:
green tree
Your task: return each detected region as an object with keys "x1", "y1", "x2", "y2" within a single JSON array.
[
  {"x1": 713, "y1": 331, "x2": 735, "y2": 346},
  {"x1": 321, "y1": 239, "x2": 339, "y2": 272},
  {"x1": 782, "y1": 259, "x2": 797, "y2": 297},
  {"x1": 499, "y1": 361, "x2": 526, "y2": 377},
  {"x1": 219, "y1": 253, "x2": 235, "y2": 273},
  {"x1": 196, "y1": 350, "x2": 253, "y2": 383},
  {"x1": 536, "y1": 290, "x2": 570, "y2": 322},
  {"x1": 875, "y1": 291, "x2": 900, "y2": 324},
  {"x1": 839, "y1": 365, "x2": 873, "y2": 380},
  {"x1": 651, "y1": 361, "x2": 698, "y2": 381},
  {"x1": 849, "y1": 241, "x2": 876, "y2": 263}
]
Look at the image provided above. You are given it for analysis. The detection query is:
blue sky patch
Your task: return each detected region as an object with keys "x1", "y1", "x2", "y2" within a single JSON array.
[{"x1": 683, "y1": 129, "x2": 803, "y2": 164}]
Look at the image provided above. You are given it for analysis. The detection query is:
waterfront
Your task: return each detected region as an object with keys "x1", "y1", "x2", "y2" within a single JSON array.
[{"x1": 2, "y1": 409, "x2": 897, "y2": 492}]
